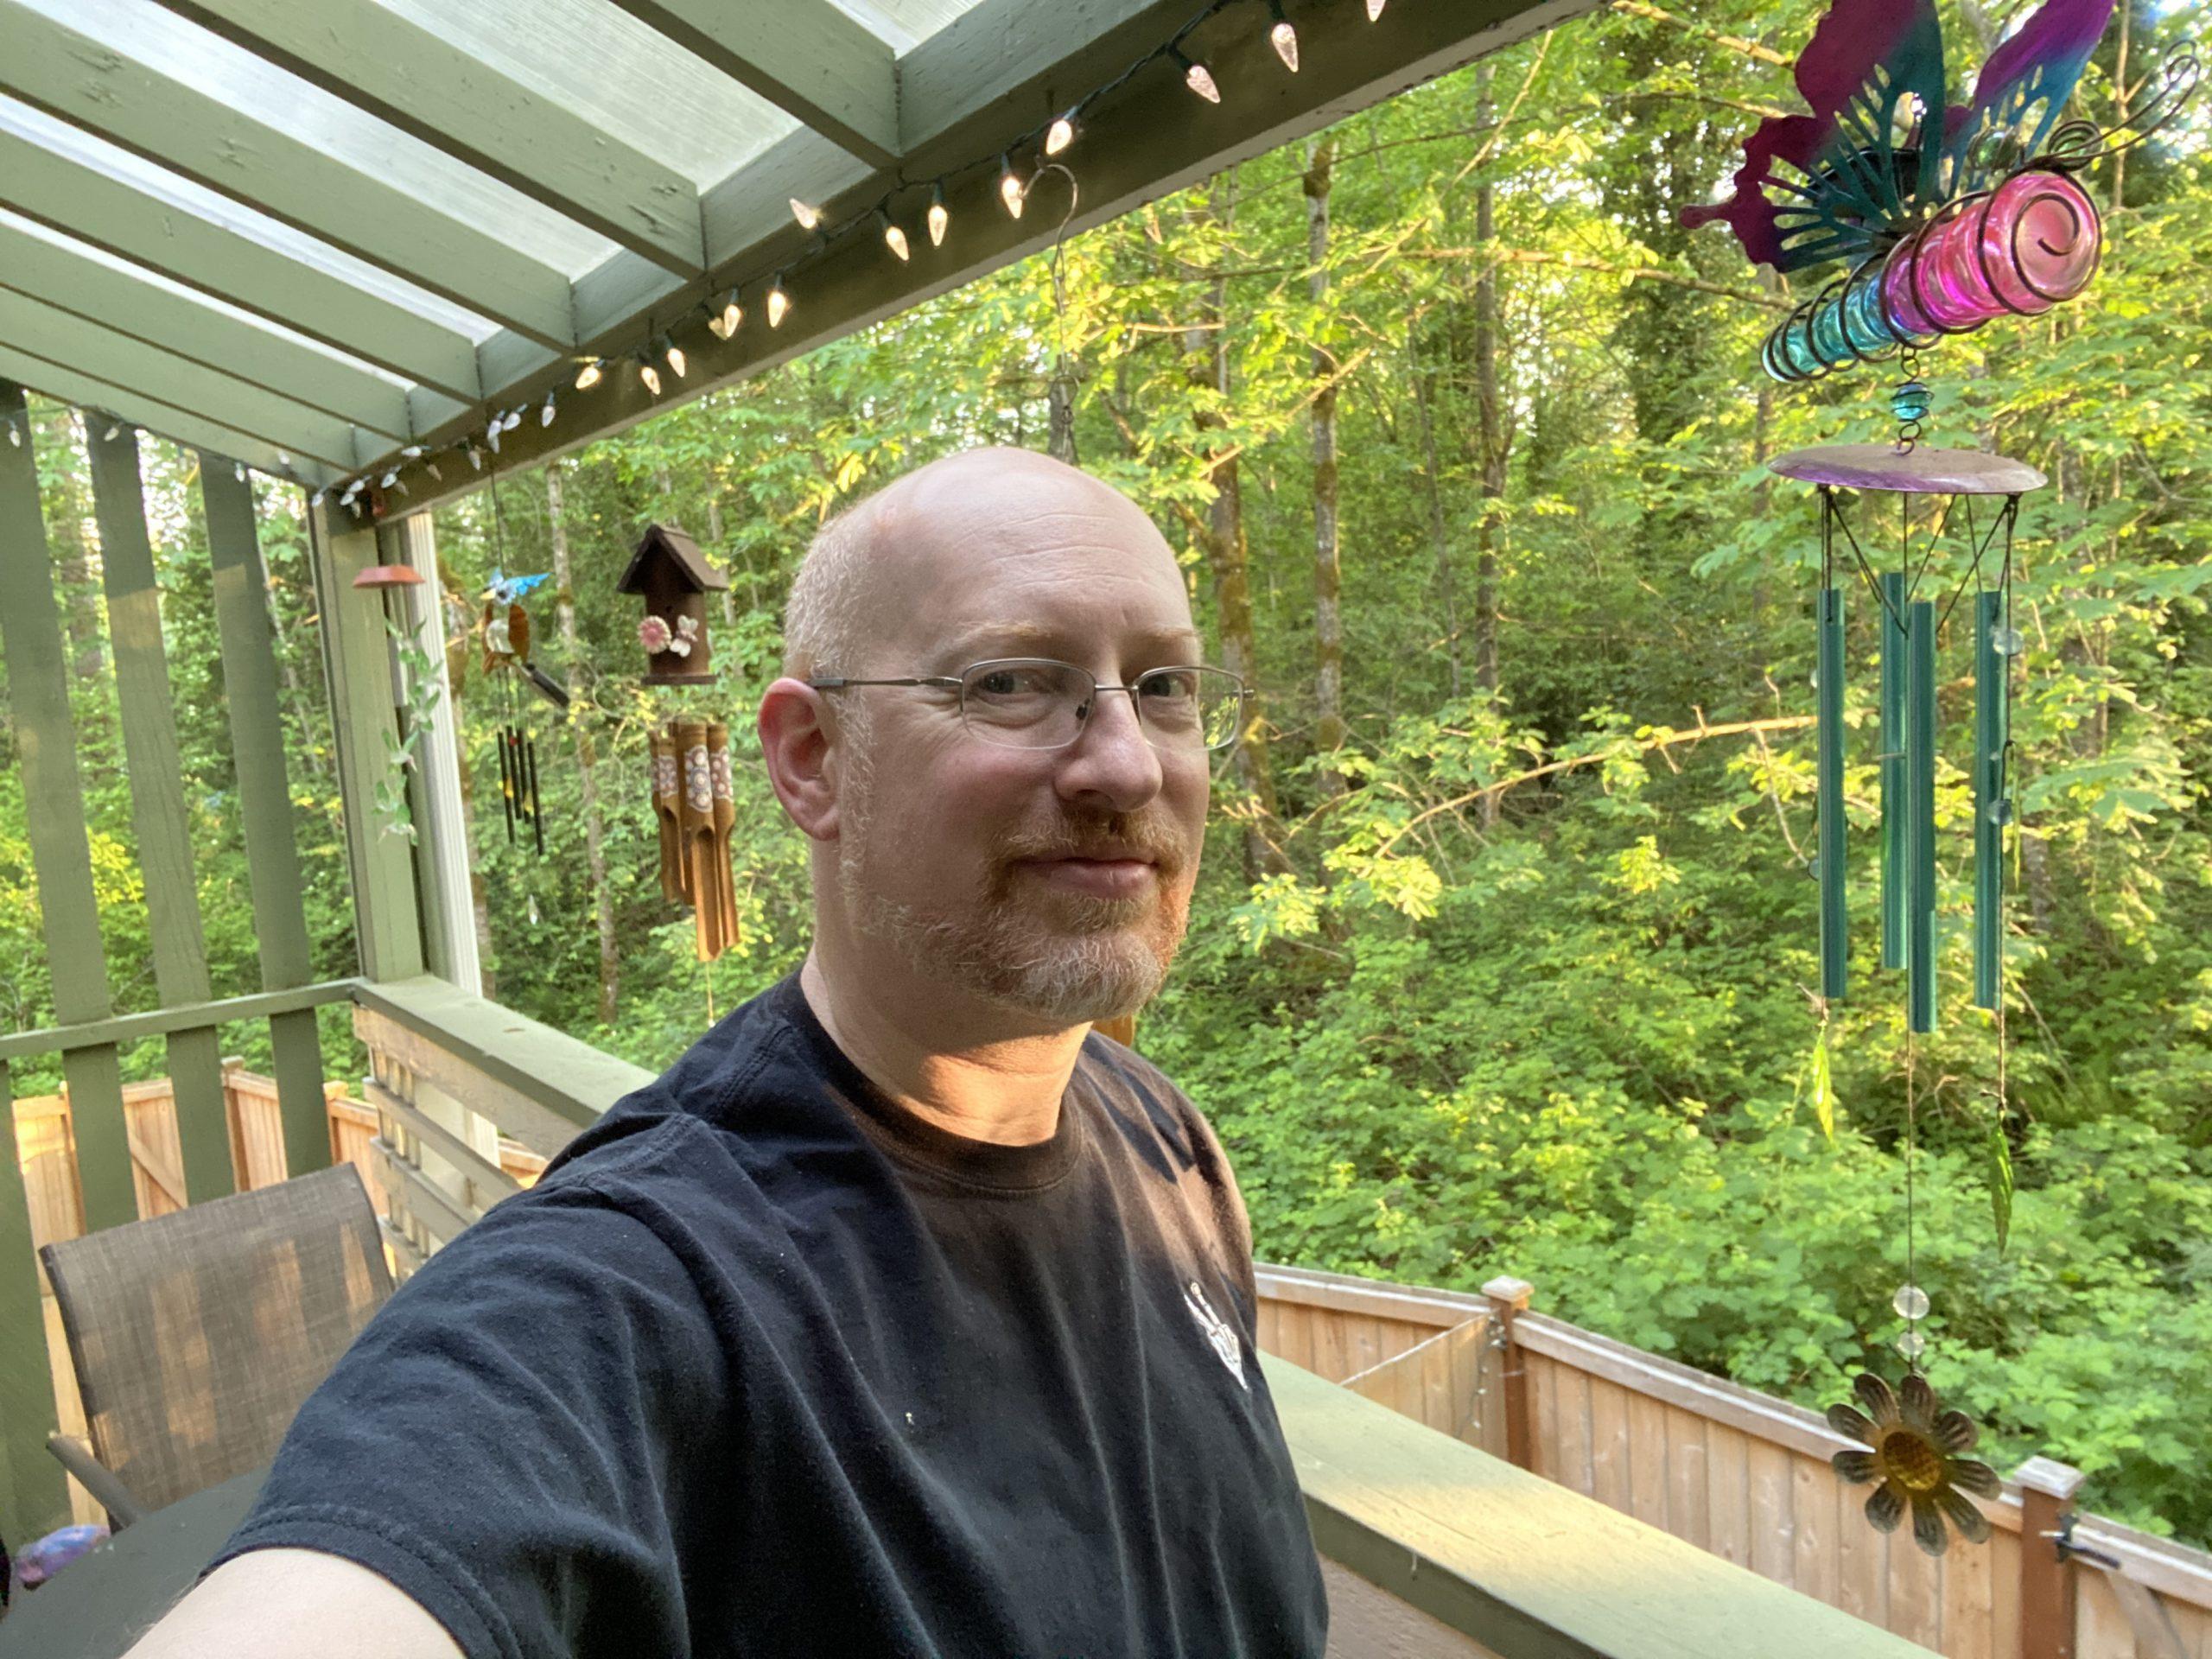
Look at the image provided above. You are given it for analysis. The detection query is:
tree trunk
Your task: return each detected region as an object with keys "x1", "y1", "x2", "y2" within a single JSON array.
[
  {"x1": 545, "y1": 462, "x2": 621, "y2": 1027},
  {"x1": 1410, "y1": 321, "x2": 1462, "y2": 698},
  {"x1": 1471, "y1": 65, "x2": 1507, "y2": 826},
  {"x1": 1183, "y1": 175, "x2": 1287, "y2": 879},
  {"x1": 1305, "y1": 137, "x2": 1348, "y2": 802}
]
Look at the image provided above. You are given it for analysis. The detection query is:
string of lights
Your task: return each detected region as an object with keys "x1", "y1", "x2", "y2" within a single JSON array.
[{"x1": 9, "y1": 0, "x2": 1395, "y2": 509}]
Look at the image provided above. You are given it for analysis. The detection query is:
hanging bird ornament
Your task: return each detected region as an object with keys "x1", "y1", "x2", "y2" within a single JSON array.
[{"x1": 1682, "y1": 0, "x2": 2196, "y2": 1556}]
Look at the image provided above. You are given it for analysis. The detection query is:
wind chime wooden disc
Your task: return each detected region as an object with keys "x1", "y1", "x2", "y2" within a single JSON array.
[{"x1": 1768, "y1": 444, "x2": 2048, "y2": 496}]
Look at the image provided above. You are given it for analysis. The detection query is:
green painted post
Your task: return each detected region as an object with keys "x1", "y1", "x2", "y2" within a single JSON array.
[
  {"x1": 91, "y1": 428, "x2": 235, "y2": 1203},
  {"x1": 202, "y1": 459, "x2": 332, "y2": 1178},
  {"x1": 1974, "y1": 590, "x2": 2005, "y2": 1011},
  {"x1": 0, "y1": 1058, "x2": 67, "y2": 1544},
  {"x1": 1908, "y1": 599, "x2": 1938, "y2": 1034},
  {"x1": 0, "y1": 382, "x2": 135, "y2": 1232},
  {"x1": 1878, "y1": 571, "x2": 1908, "y2": 972},
  {"x1": 1816, "y1": 587, "x2": 1847, "y2": 1001}
]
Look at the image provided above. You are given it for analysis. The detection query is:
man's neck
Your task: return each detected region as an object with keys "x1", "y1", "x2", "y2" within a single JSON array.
[{"x1": 798, "y1": 951, "x2": 1087, "y2": 1148}]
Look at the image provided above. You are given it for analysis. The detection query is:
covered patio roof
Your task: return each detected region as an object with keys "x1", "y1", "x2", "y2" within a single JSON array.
[{"x1": 0, "y1": 0, "x2": 1590, "y2": 508}]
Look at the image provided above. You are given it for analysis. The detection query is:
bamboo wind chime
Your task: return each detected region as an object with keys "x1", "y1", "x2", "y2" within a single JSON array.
[{"x1": 652, "y1": 720, "x2": 740, "y2": 962}]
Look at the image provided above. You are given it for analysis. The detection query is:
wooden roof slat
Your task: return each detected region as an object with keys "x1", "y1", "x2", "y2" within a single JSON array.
[
  {"x1": 0, "y1": 346, "x2": 330, "y2": 483},
  {"x1": 0, "y1": 217, "x2": 415, "y2": 442},
  {"x1": 0, "y1": 123, "x2": 481, "y2": 406},
  {"x1": 147, "y1": 0, "x2": 709, "y2": 277},
  {"x1": 0, "y1": 288, "x2": 365, "y2": 472},
  {"x1": 0, "y1": 3, "x2": 578, "y2": 350},
  {"x1": 605, "y1": 0, "x2": 902, "y2": 168}
]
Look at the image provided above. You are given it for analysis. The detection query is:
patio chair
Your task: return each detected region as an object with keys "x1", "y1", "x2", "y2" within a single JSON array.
[{"x1": 39, "y1": 1163, "x2": 393, "y2": 1529}]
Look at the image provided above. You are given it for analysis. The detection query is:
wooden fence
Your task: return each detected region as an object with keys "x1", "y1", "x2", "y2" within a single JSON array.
[
  {"x1": 10, "y1": 1064, "x2": 544, "y2": 1523},
  {"x1": 1256, "y1": 1263, "x2": 2212, "y2": 1659}
]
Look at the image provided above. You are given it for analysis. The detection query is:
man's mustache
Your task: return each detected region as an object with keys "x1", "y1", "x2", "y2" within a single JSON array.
[{"x1": 997, "y1": 816, "x2": 1190, "y2": 876}]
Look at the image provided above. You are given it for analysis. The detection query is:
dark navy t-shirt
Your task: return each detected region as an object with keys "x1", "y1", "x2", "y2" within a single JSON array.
[{"x1": 205, "y1": 974, "x2": 1328, "y2": 1657}]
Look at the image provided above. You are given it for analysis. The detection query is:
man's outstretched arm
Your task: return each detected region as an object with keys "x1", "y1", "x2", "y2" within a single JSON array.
[{"x1": 124, "y1": 1548, "x2": 463, "y2": 1659}]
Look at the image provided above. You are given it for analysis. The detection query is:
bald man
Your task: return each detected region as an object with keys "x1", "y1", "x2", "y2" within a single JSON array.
[{"x1": 128, "y1": 449, "x2": 1328, "y2": 1658}]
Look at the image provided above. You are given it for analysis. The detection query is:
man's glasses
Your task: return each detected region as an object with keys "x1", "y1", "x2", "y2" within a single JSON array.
[{"x1": 806, "y1": 658, "x2": 1249, "y2": 752}]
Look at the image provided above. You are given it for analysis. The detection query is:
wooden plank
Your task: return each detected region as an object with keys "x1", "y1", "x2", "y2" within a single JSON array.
[
  {"x1": 1791, "y1": 1453, "x2": 1840, "y2": 1608},
  {"x1": 1268, "y1": 1354, "x2": 1942, "y2": 1659},
  {"x1": 0, "y1": 5, "x2": 576, "y2": 347},
  {"x1": 0, "y1": 286, "x2": 365, "y2": 471},
  {"x1": 361, "y1": 1077, "x2": 523, "y2": 1204},
  {"x1": 2071, "y1": 1516, "x2": 2212, "y2": 1616},
  {"x1": 1885, "y1": 1522, "x2": 1942, "y2": 1649},
  {"x1": 1991, "y1": 1529, "x2": 2022, "y2": 1659},
  {"x1": 0, "y1": 1059, "x2": 67, "y2": 1544},
  {"x1": 0, "y1": 380, "x2": 133, "y2": 1235},
  {"x1": 0, "y1": 979, "x2": 358, "y2": 1064},
  {"x1": 1345, "y1": 1313, "x2": 1386, "y2": 1380},
  {"x1": 2074, "y1": 1570, "x2": 2136, "y2": 1659},
  {"x1": 1749, "y1": 1438, "x2": 1796, "y2": 1586},
  {"x1": 0, "y1": 120, "x2": 480, "y2": 404},
  {"x1": 0, "y1": 344, "x2": 333, "y2": 486},
  {"x1": 1836, "y1": 1475, "x2": 1891, "y2": 1631},
  {"x1": 1319, "y1": 1557, "x2": 1505, "y2": 1659},
  {"x1": 1588, "y1": 1376, "x2": 1630, "y2": 1515},
  {"x1": 1530, "y1": 1353, "x2": 1559, "y2": 1481},
  {"x1": 1626, "y1": 1389, "x2": 1670, "y2": 1531},
  {"x1": 89, "y1": 428, "x2": 234, "y2": 1205},
  {"x1": 1940, "y1": 1516, "x2": 1996, "y2": 1659},
  {"x1": 604, "y1": 0, "x2": 900, "y2": 167},
  {"x1": 367, "y1": 1137, "x2": 478, "y2": 1246},
  {"x1": 150, "y1": 0, "x2": 706, "y2": 273},
  {"x1": 1555, "y1": 1365, "x2": 1595, "y2": 1498},
  {"x1": 1664, "y1": 1408, "x2": 1709, "y2": 1550},
  {"x1": 1256, "y1": 1262, "x2": 1481, "y2": 1327},
  {"x1": 0, "y1": 217, "x2": 414, "y2": 440},
  {"x1": 1705, "y1": 1421, "x2": 1752, "y2": 1569},
  {"x1": 203, "y1": 459, "x2": 330, "y2": 1176},
  {"x1": 1308, "y1": 1302, "x2": 1350, "y2": 1384}
]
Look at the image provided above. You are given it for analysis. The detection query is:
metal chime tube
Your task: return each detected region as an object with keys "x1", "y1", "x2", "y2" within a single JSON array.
[
  {"x1": 1879, "y1": 571, "x2": 1908, "y2": 969},
  {"x1": 1816, "y1": 586, "x2": 1848, "y2": 999},
  {"x1": 1974, "y1": 589, "x2": 2005, "y2": 1010},
  {"x1": 1907, "y1": 598, "x2": 1938, "y2": 1033}
]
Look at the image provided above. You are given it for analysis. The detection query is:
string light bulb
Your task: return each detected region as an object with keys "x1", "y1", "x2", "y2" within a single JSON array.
[
  {"x1": 8, "y1": 423, "x2": 20, "y2": 447},
  {"x1": 467, "y1": 446, "x2": 483, "y2": 472},
  {"x1": 767, "y1": 275, "x2": 791, "y2": 328},
  {"x1": 664, "y1": 338, "x2": 686, "y2": 379},
  {"x1": 234, "y1": 461, "x2": 247, "y2": 482},
  {"x1": 1268, "y1": 1, "x2": 1299, "y2": 71},
  {"x1": 380, "y1": 469, "x2": 398, "y2": 487},
  {"x1": 789, "y1": 197, "x2": 822, "y2": 231},
  {"x1": 999, "y1": 154, "x2": 1027, "y2": 219},
  {"x1": 540, "y1": 391, "x2": 556, "y2": 426},
  {"x1": 1173, "y1": 47, "x2": 1221, "y2": 103},
  {"x1": 575, "y1": 359, "x2": 603, "y2": 391},
  {"x1": 1367, "y1": 0, "x2": 1385, "y2": 16},
  {"x1": 709, "y1": 293, "x2": 742, "y2": 340},
  {"x1": 103, "y1": 421, "x2": 119, "y2": 441},
  {"x1": 928, "y1": 183, "x2": 950, "y2": 246},
  {"x1": 402, "y1": 444, "x2": 425, "y2": 457},
  {"x1": 639, "y1": 355, "x2": 662, "y2": 397},
  {"x1": 1046, "y1": 111, "x2": 1078, "y2": 156},
  {"x1": 879, "y1": 209, "x2": 910, "y2": 262}
]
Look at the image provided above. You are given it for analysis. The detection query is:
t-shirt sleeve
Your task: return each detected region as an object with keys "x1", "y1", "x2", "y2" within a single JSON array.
[{"x1": 201, "y1": 1171, "x2": 728, "y2": 1659}]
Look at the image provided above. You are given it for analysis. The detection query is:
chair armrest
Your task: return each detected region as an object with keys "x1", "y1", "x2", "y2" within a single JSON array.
[{"x1": 44, "y1": 1433, "x2": 147, "y2": 1529}]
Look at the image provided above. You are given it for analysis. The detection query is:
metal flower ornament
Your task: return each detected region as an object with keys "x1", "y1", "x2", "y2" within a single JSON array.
[
  {"x1": 1681, "y1": 0, "x2": 2197, "y2": 1556},
  {"x1": 1827, "y1": 1372, "x2": 2001, "y2": 1557}
]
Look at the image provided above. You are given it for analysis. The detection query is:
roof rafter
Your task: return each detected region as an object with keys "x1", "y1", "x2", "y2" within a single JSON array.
[
  {"x1": 0, "y1": 288, "x2": 366, "y2": 472},
  {"x1": 0, "y1": 3, "x2": 578, "y2": 350},
  {"x1": 0, "y1": 354, "x2": 336, "y2": 486},
  {"x1": 0, "y1": 123, "x2": 481, "y2": 409},
  {"x1": 603, "y1": 0, "x2": 901, "y2": 168},
  {"x1": 146, "y1": 0, "x2": 708, "y2": 277},
  {"x1": 0, "y1": 218, "x2": 414, "y2": 441}
]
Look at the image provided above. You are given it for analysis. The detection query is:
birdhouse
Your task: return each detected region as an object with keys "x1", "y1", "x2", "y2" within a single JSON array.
[{"x1": 617, "y1": 523, "x2": 728, "y2": 685}]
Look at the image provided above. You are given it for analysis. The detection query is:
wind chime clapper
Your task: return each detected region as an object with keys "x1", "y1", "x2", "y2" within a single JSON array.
[
  {"x1": 1776, "y1": 442, "x2": 2039, "y2": 1033},
  {"x1": 652, "y1": 719, "x2": 741, "y2": 963},
  {"x1": 478, "y1": 569, "x2": 569, "y2": 857}
]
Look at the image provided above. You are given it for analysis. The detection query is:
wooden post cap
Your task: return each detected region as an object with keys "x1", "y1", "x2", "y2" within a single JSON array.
[
  {"x1": 1481, "y1": 1276, "x2": 1534, "y2": 1310},
  {"x1": 2012, "y1": 1457, "x2": 2086, "y2": 1502}
]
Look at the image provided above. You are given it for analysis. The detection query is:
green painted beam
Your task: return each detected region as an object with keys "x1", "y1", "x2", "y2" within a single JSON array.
[
  {"x1": 308, "y1": 505, "x2": 426, "y2": 986},
  {"x1": 374, "y1": 0, "x2": 1594, "y2": 512},
  {"x1": 0, "y1": 979, "x2": 361, "y2": 1065},
  {"x1": 1266, "y1": 1355, "x2": 1936, "y2": 1657},
  {"x1": 0, "y1": 217, "x2": 414, "y2": 441},
  {"x1": 90, "y1": 429, "x2": 237, "y2": 1205},
  {"x1": 0, "y1": 123, "x2": 480, "y2": 404},
  {"x1": 0, "y1": 3, "x2": 577, "y2": 349},
  {"x1": 0, "y1": 287, "x2": 366, "y2": 472},
  {"x1": 605, "y1": 0, "x2": 900, "y2": 168},
  {"x1": 0, "y1": 344, "x2": 333, "y2": 486},
  {"x1": 0, "y1": 381, "x2": 135, "y2": 1233},
  {"x1": 0, "y1": 1058, "x2": 67, "y2": 1548},
  {"x1": 149, "y1": 0, "x2": 707, "y2": 276},
  {"x1": 202, "y1": 461, "x2": 332, "y2": 1176}
]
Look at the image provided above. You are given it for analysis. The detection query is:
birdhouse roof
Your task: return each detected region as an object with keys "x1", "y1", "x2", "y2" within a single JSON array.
[{"x1": 616, "y1": 523, "x2": 728, "y2": 594}]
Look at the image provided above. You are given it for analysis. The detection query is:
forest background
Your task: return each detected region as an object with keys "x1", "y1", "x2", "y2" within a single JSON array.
[{"x1": 3, "y1": 0, "x2": 2208, "y2": 1546}]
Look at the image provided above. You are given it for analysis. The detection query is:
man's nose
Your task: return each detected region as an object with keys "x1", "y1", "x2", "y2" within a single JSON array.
[{"x1": 1057, "y1": 686, "x2": 1163, "y2": 810}]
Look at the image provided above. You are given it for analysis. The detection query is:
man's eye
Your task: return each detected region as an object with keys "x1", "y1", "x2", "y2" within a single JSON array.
[{"x1": 1141, "y1": 671, "x2": 1199, "y2": 701}]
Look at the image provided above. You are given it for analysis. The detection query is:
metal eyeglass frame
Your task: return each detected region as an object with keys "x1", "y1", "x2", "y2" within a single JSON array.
[{"x1": 805, "y1": 657, "x2": 1250, "y2": 752}]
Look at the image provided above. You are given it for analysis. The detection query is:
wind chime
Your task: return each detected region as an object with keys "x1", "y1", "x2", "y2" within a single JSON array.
[
  {"x1": 1684, "y1": 0, "x2": 2194, "y2": 1554},
  {"x1": 479, "y1": 566, "x2": 568, "y2": 856}
]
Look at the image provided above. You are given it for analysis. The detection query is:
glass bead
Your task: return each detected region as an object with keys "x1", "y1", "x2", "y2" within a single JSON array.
[
  {"x1": 1893, "y1": 1284, "x2": 1930, "y2": 1320},
  {"x1": 1987, "y1": 799, "x2": 2014, "y2": 826},
  {"x1": 1896, "y1": 1329, "x2": 1927, "y2": 1361},
  {"x1": 1891, "y1": 379, "x2": 1932, "y2": 423},
  {"x1": 1993, "y1": 626, "x2": 2027, "y2": 656}
]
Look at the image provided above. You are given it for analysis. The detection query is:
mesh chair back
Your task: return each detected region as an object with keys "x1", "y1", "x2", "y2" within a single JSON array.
[{"x1": 40, "y1": 1163, "x2": 393, "y2": 1515}]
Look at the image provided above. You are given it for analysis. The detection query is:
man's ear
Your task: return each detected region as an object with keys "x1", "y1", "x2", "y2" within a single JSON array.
[{"x1": 758, "y1": 677, "x2": 841, "y2": 842}]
